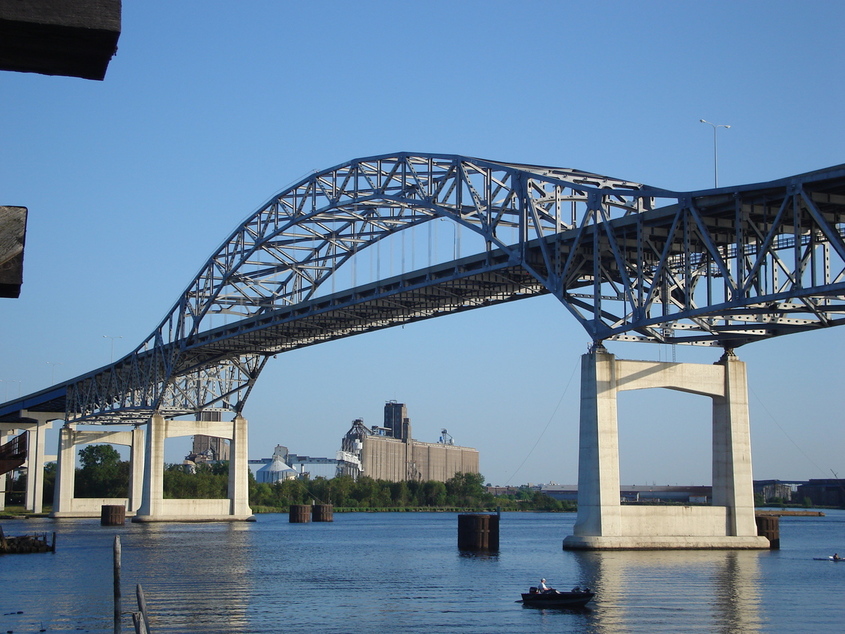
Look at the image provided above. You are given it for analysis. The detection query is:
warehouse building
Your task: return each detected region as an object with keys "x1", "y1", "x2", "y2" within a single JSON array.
[{"x1": 337, "y1": 402, "x2": 478, "y2": 482}]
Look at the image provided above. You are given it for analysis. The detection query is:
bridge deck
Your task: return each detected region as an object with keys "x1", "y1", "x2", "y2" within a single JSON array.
[{"x1": 1, "y1": 162, "x2": 844, "y2": 424}]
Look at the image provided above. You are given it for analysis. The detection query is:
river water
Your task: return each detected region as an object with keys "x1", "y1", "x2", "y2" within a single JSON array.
[{"x1": 1, "y1": 510, "x2": 843, "y2": 633}]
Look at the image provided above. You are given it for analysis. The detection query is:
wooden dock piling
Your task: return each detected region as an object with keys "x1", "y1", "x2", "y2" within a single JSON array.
[
  {"x1": 101, "y1": 504, "x2": 126, "y2": 526},
  {"x1": 289, "y1": 504, "x2": 312, "y2": 523},
  {"x1": 457, "y1": 513, "x2": 499, "y2": 551},
  {"x1": 755, "y1": 514, "x2": 780, "y2": 549},
  {"x1": 312, "y1": 504, "x2": 334, "y2": 522}
]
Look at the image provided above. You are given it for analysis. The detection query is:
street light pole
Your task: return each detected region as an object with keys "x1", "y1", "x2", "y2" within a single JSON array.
[
  {"x1": 46, "y1": 361, "x2": 63, "y2": 384},
  {"x1": 699, "y1": 119, "x2": 731, "y2": 188},
  {"x1": 103, "y1": 335, "x2": 123, "y2": 363},
  {"x1": 3, "y1": 380, "x2": 22, "y2": 398}
]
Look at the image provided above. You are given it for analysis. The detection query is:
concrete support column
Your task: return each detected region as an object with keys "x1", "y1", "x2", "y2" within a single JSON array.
[
  {"x1": 564, "y1": 348, "x2": 768, "y2": 550},
  {"x1": 572, "y1": 347, "x2": 622, "y2": 537},
  {"x1": 229, "y1": 416, "x2": 251, "y2": 517},
  {"x1": 0, "y1": 427, "x2": 12, "y2": 511},
  {"x1": 712, "y1": 353, "x2": 758, "y2": 536},
  {"x1": 52, "y1": 425, "x2": 77, "y2": 514},
  {"x1": 128, "y1": 426, "x2": 145, "y2": 513},
  {"x1": 135, "y1": 412, "x2": 166, "y2": 519},
  {"x1": 134, "y1": 413, "x2": 252, "y2": 522},
  {"x1": 24, "y1": 417, "x2": 53, "y2": 514},
  {"x1": 52, "y1": 426, "x2": 143, "y2": 518}
]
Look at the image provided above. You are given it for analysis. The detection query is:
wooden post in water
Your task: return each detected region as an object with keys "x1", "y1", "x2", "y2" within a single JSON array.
[
  {"x1": 114, "y1": 535, "x2": 122, "y2": 634},
  {"x1": 136, "y1": 584, "x2": 151, "y2": 634}
]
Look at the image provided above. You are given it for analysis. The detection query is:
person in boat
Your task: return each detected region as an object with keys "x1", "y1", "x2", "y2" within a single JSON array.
[
  {"x1": 538, "y1": 578, "x2": 552, "y2": 593},
  {"x1": 834, "y1": 553, "x2": 841, "y2": 561}
]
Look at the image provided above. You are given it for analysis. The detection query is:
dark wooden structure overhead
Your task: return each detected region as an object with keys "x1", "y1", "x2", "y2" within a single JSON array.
[
  {"x1": 0, "y1": 0, "x2": 121, "y2": 80},
  {"x1": 0, "y1": 207, "x2": 26, "y2": 299}
]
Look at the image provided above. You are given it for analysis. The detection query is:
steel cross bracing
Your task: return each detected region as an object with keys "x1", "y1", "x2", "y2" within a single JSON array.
[{"x1": 2, "y1": 153, "x2": 844, "y2": 425}]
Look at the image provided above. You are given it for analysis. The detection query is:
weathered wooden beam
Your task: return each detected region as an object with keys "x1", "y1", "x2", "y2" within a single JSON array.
[
  {"x1": 0, "y1": 0, "x2": 121, "y2": 80},
  {"x1": 0, "y1": 206, "x2": 27, "y2": 298}
]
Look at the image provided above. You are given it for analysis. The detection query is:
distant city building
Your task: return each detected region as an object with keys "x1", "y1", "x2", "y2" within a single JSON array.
[
  {"x1": 251, "y1": 445, "x2": 341, "y2": 480},
  {"x1": 337, "y1": 402, "x2": 478, "y2": 482},
  {"x1": 797, "y1": 479, "x2": 845, "y2": 507},
  {"x1": 541, "y1": 484, "x2": 712, "y2": 504},
  {"x1": 188, "y1": 410, "x2": 230, "y2": 463},
  {"x1": 754, "y1": 479, "x2": 801, "y2": 503},
  {"x1": 256, "y1": 445, "x2": 297, "y2": 483},
  {"x1": 383, "y1": 401, "x2": 409, "y2": 440},
  {"x1": 540, "y1": 481, "x2": 832, "y2": 505},
  {"x1": 486, "y1": 486, "x2": 526, "y2": 497}
]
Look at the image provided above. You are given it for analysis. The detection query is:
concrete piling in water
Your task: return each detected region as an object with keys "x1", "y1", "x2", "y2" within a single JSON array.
[{"x1": 457, "y1": 513, "x2": 499, "y2": 551}]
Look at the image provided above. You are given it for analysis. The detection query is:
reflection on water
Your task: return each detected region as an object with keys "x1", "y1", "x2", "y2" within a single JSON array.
[
  {"x1": 1, "y1": 511, "x2": 843, "y2": 633},
  {"x1": 574, "y1": 549, "x2": 761, "y2": 633},
  {"x1": 127, "y1": 523, "x2": 255, "y2": 633}
]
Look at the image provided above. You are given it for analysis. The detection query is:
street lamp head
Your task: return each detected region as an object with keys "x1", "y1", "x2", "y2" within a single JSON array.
[{"x1": 700, "y1": 119, "x2": 730, "y2": 188}]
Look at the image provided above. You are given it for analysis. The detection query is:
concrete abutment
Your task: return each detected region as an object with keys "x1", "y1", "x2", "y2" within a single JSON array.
[
  {"x1": 132, "y1": 413, "x2": 253, "y2": 522},
  {"x1": 562, "y1": 347, "x2": 769, "y2": 550},
  {"x1": 44, "y1": 413, "x2": 253, "y2": 522},
  {"x1": 51, "y1": 425, "x2": 144, "y2": 518}
]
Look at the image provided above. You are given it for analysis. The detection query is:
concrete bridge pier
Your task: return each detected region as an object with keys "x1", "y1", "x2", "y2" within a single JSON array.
[
  {"x1": 51, "y1": 425, "x2": 145, "y2": 518},
  {"x1": 0, "y1": 414, "x2": 59, "y2": 513},
  {"x1": 562, "y1": 347, "x2": 769, "y2": 550},
  {"x1": 24, "y1": 414, "x2": 57, "y2": 514},
  {"x1": 0, "y1": 426, "x2": 15, "y2": 510},
  {"x1": 133, "y1": 413, "x2": 254, "y2": 522}
]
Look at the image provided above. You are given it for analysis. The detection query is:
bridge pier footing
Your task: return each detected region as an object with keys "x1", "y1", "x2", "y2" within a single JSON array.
[
  {"x1": 50, "y1": 425, "x2": 145, "y2": 518},
  {"x1": 132, "y1": 413, "x2": 254, "y2": 522},
  {"x1": 1, "y1": 414, "x2": 58, "y2": 514},
  {"x1": 562, "y1": 347, "x2": 769, "y2": 550},
  {"x1": 0, "y1": 426, "x2": 15, "y2": 511}
]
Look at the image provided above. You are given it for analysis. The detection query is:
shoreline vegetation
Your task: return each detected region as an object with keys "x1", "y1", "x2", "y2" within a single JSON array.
[
  {"x1": 4, "y1": 447, "x2": 840, "y2": 516},
  {"x1": 3, "y1": 448, "x2": 575, "y2": 514},
  {"x1": 251, "y1": 505, "x2": 567, "y2": 514},
  {"x1": 248, "y1": 469, "x2": 576, "y2": 513}
]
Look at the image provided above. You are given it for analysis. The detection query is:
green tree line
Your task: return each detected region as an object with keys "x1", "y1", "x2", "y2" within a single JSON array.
[
  {"x1": 250, "y1": 471, "x2": 572, "y2": 511},
  {"x1": 15, "y1": 445, "x2": 574, "y2": 512}
]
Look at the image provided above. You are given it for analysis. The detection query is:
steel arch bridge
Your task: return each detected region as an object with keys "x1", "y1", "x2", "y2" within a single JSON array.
[{"x1": 3, "y1": 153, "x2": 845, "y2": 425}]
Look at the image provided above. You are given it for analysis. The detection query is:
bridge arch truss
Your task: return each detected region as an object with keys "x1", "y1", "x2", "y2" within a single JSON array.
[{"x1": 4, "y1": 154, "x2": 843, "y2": 424}]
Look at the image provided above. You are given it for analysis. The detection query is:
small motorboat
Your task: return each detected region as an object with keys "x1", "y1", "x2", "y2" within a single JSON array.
[
  {"x1": 520, "y1": 586, "x2": 595, "y2": 608},
  {"x1": 813, "y1": 556, "x2": 843, "y2": 562}
]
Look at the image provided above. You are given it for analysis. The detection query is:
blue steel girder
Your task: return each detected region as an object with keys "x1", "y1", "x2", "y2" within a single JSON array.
[
  {"x1": 588, "y1": 169, "x2": 845, "y2": 344},
  {"x1": 60, "y1": 154, "x2": 652, "y2": 423},
  {"x1": 2, "y1": 154, "x2": 844, "y2": 425}
]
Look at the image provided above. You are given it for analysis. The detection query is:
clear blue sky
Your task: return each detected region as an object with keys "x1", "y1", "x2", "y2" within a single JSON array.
[{"x1": 2, "y1": 1, "x2": 843, "y2": 486}]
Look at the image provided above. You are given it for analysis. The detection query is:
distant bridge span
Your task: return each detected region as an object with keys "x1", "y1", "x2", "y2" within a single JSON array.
[{"x1": 2, "y1": 153, "x2": 844, "y2": 426}]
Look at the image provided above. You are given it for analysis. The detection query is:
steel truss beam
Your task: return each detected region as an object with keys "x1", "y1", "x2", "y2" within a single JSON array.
[{"x1": 2, "y1": 154, "x2": 843, "y2": 425}]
